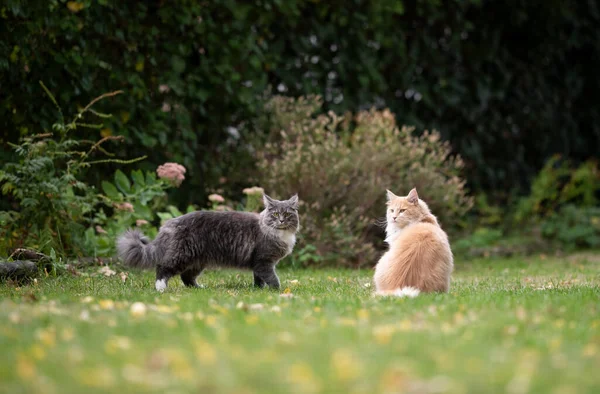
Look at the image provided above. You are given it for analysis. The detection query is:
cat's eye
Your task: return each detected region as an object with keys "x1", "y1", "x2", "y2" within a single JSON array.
[
  {"x1": 398, "y1": 209, "x2": 406, "y2": 213},
  {"x1": 272, "y1": 213, "x2": 280, "y2": 218},
  {"x1": 389, "y1": 208, "x2": 395, "y2": 213}
]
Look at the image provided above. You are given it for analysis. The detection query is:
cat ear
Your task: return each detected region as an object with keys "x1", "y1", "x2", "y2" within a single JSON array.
[
  {"x1": 263, "y1": 194, "x2": 276, "y2": 208},
  {"x1": 288, "y1": 194, "x2": 299, "y2": 209},
  {"x1": 386, "y1": 189, "x2": 398, "y2": 201},
  {"x1": 407, "y1": 188, "x2": 419, "y2": 205}
]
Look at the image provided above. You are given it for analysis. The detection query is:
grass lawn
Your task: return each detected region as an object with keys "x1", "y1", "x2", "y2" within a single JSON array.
[{"x1": 1, "y1": 253, "x2": 599, "y2": 394}]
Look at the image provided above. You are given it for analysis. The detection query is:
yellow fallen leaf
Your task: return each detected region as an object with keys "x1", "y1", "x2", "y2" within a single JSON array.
[
  {"x1": 61, "y1": 327, "x2": 75, "y2": 342},
  {"x1": 78, "y1": 367, "x2": 115, "y2": 388},
  {"x1": 287, "y1": 362, "x2": 320, "y2": 393},
  {"x1": 357, "y1": 309, "x2": 369, "y2": 320},
  {"x1": 98, "y1": 299, "x2": 115, "y2": 310},
  {"x1": 373, "y1": 325, "x2": 395, "y2": 345},
  {"x1": 583, "y1": 343, "x2": 597, "y2": 357},
  {"x1": 331, "y1": 349, "x2": 362, "y2": 381},
  {"x1": 36, "y1": 327, "x2": 56, "y2": 347},
  {"x1": 104, "y1": 336, "x2": 131, "y2": 354},
  {"x1": 29, "y1": 344, "x2": 46, "y2": 361},
  {"x1": 194, "y1": 340, "x2": 217, "y2": 365},
  {"x1": 16, "y1": 353, "x2": 36, "y2": 380}
]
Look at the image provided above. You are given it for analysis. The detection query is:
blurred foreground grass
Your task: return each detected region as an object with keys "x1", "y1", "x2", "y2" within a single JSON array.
[{"x1": 1, "y1": 253, "x2": 599, "y2": 393}]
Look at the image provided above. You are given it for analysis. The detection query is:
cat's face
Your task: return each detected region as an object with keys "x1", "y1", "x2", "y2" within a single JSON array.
[
  {"x1": 262, "y1": 194, "x2": 300, "y2": 232},
  {"x1": 385, "y1": 188, "x2": 428, "y2": 229}
]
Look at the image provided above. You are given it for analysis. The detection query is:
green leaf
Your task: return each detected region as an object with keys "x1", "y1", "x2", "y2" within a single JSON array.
[
  {"x1": 157, "y1": 212, "x2": 173, "y2": 224},
  {"x1": 114, "y1": 170, "x2": 131, "y2": 194},
  {"x1": 131, "y1": 169, "x2": 145, "y2": 190},
  {"x1": 133, "y1": 202, "x2": 152, "y2": 220},
  {"x1": 146, "y1": 172, "x2": 157, "y2": 186},
  {"x1": 168, "y1": 205, "x2": 183, "y2": 217},
  {"x1": 102, "y1": 181, "x2": 121, "y2": 200}
]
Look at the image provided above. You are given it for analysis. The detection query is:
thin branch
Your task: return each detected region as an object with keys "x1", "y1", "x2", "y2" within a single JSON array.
[
  {"x1": 74, "y1": 90, "x2": 124, "y2": 122},
  {"x1": 85, "y1": 156, "x2": 147, "y2": 166}
]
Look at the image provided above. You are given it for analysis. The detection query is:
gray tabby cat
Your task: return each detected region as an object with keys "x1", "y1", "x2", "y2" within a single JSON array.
[{"x1": 117, "y1": 194, "x2": 299, "y2": 292}]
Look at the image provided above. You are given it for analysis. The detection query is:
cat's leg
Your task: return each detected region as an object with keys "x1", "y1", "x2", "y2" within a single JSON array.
[
  {"x1": 180, "y1": 266, "x2": 205, "y2": 288},
  {"x1": 253, "y1": 263, "x2": 280, "y2": 289},
  {"x1": 155, "y1": 265, "x2": 178, "y2": 292},
  {"x1": 253, "y1": 272, "x2": 267, "y2": 288}
]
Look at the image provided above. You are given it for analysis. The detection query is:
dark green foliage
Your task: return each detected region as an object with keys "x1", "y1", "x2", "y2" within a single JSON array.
[
  {"x1": 515, "y1": 155, "x2": 599, "y2": 222},
  {"x1": 1, "y1": 0, "x2": 598, "y2": 203},
  {"x1": 516, "y1": 155, "x2": 600, "y2": 250},
  {"x1": 541, "y1": 205, "x2": 600, "y2": 249},
  {"x1": 0, "y1": 84, "x2": 172, "y2": 258}
]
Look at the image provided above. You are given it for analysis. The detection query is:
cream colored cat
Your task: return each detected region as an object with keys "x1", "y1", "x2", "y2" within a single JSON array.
[{"x1": 374, "y1": 188, "x2": 453, "y2": 297}]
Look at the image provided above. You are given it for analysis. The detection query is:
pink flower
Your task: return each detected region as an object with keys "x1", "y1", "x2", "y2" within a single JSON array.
[
  {"x1": 208, "y1": 194, "x2": 225, "y2": 203},
  {"x1": 95, "y1": 225, "x2": 107, "y2": 234},
  {"x1": 156, "y1": 162, "x2": 186, "y2": 187},
  {"x1": 159, "y1": 84, "x2": 170, "y2": 93},
  {"x1": 243, "y1": 187, "x2": 264, "y2": 196},
  {"x1": 161, "y1": 102, "x2": 171, "y2": 112},
  {"x1": 136, "y1": 219, "x2": 149, "y2": 227},
  {"x1": 114, "y1": 202, "x2": 134, "y2": 212}
]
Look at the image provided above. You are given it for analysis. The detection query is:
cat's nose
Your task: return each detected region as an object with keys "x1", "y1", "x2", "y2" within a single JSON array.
[{"x1": 392, "y1": 217, "x2": 397, "y2": 221}]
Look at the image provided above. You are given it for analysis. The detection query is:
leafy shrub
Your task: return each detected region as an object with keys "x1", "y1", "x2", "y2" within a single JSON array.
[
  {"x1": 86, "y1": 169, "x2": 186, "y2": 257},
  {"x1": 252, "y1": 95, "x2": 473, "y2": 267},
  {"x1": 540, "y1": 205, "x2": 600, "y2": 250},
  {"x1": 515, "y1": 155, "x2": 599, "y2": 222},
  {"x1": 514, "y1": 155, "x2": 600, "y2": 250},
  {"x1": 0, "y1": 84, "x2": 142, "y2": 256},
  {"x1": 0, "y1": 84, "x2": 181, "y2": 259}
]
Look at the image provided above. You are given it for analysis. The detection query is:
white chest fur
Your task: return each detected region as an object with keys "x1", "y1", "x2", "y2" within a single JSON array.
[
  {"x1": 276, "y1": 230, "x2": 296, "y2": 255},
  {"x1": 384, "y1": 224, "x2": 403, "y2": 245}
]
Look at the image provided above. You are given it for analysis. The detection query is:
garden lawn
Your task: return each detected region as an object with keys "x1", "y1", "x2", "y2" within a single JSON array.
[{"x1": 1, "y1": 253, "x2": 599, "y2": 394}]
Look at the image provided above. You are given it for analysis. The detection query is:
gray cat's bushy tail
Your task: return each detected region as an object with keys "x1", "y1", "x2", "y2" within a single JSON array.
[{"x1": 117, "y1": 229, "x2": 155, "y2": 269}]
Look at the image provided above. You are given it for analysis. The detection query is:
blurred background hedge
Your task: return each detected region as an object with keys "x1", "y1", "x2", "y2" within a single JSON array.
[{"x1": 2, "y1": 0, "x2": 599, "y2": 207}]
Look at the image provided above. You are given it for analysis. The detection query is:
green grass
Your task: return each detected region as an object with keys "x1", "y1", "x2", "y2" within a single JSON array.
[{"x1": 1, "y1": 253, "x2": 599, "y2": 394}]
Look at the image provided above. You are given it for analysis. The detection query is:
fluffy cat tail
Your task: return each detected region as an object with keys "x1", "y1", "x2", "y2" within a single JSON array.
[
  {"x1": 375, "y1": 286, "x2": 421, "y2": 298},
  {"x1": 116, "y1": 229, "x2": 155, "y2": 269}
]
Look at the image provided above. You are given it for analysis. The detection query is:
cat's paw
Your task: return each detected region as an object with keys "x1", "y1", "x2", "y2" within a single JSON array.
[{"x1": 155, "y1": 279, "x2": 167, "y2": 292}]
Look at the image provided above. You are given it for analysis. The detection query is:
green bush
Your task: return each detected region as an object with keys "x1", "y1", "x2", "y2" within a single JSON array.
[
  {"x1": 0, "y1": 85, "x2": 180, "y2": 258},
  {"x1": 541, "y1": 205, "x2": 600, "y2": 250},
  {"x1": 252, "y1": 95, "x2": 473, "y2": 267},
  {"x1": 514, "y1": 155, "x2": 600, "y2": 250},
  {"x1": 515, "y1": 155, "x2": 599, "y2": 221}
]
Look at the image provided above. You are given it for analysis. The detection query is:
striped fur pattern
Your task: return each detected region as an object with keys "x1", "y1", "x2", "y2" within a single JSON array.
[{"x1": 117, "y1": 194, "x2": 299, "y2": 292}]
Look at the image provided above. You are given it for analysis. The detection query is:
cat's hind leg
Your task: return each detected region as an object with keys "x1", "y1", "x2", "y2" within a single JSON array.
[
  {"x1": 253, "y1": 272, "x2": 266, "y2": 288},
  {"x1": 181, "y1": 265, "x2": 205, "y2": 288},
  {"x1": 253, "y1": 264, "x2": 280, "y2": 289}
]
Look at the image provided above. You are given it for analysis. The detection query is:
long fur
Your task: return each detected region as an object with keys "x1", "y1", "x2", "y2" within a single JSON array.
[
  {"x1": 375, "y1": 287, "x2": 421, "y2": 298},
  {"x1": 116, "y1": 194, "x2": 300, "y2": 292},
  {"x1": 374, "y1": 188, "x2": 453, "y2": 297},
  {"x1": 116, "y1": 229, "x2": 155, "y2": 269}
]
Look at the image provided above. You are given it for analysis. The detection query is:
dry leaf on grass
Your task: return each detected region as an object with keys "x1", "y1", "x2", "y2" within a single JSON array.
[
  {"x1": 119, "y1": 272, "x2": 129, "y2": 283},
  {"x1": 98, "y1": 266, "x2": 116, "y2": 277}
]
